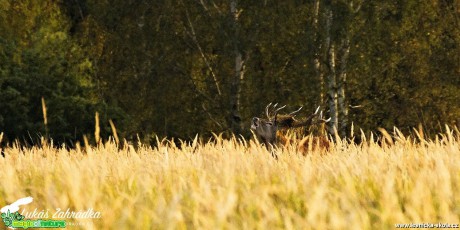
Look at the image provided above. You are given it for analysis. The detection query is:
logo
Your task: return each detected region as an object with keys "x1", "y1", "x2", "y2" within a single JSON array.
[
  {"x1": 1, "y1": 197, "x2": 66, "y2": 229},
  {"x1": 1, "y1": 197, "x2": 33, "y2": 214}
]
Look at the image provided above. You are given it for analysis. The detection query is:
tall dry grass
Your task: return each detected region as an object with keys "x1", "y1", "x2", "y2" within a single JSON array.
[{"x1": 0, "y1": 129, "x2": 459, "y2": 229}]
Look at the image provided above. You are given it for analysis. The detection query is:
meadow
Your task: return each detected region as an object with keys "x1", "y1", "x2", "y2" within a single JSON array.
[{"x1": 1, "y1": 128, "x2": 460, "y2": 229}]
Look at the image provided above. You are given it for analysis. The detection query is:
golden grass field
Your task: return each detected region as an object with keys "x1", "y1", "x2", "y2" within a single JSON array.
[{"x1": 1, "y1": 128, "x2": 460, "y2": 230}]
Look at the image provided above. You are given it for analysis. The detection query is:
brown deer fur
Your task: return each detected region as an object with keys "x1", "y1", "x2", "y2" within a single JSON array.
[
  {"x1": 251, "y1": 104, "x2": 331, "y2": 157},
  {"x1": 276, "y1": 131, "x2": 330, "y2": 155}
]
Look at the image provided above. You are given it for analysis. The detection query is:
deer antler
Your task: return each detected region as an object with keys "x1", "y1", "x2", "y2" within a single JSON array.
[
  {"x1": 265, "y1": 103, "x2": 272, "y2": 120},
  {"x1": 289, "y1": 106, "x2": 303, "y2": 116},
  {"x1": 268, "y1": 105, "x2": 303, "y2": 128},
  {"x1": 318, "y1": 110, "x2": 331, "y2": 123},
  {"x1": 265, "y1": 103, "x2": 286, "y2": 121},
  {"x1": 283, "y1": 106, "x2": 330, "y2": 128},
  {"x1": 302, "y1": 106, "x2": 321, "y2": 124}
]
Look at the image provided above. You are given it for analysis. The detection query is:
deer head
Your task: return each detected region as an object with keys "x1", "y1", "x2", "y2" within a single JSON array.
[{"x1": 251, "y1": 103, "x2": 286, "y2": 147}]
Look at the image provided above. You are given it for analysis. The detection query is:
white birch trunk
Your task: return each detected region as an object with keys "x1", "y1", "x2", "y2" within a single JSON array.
[
  {"x1": 338, "y1": 38, "x2": 350, "y2": 138},
  {"x1": 229, "y1": 0, "x2": 244, "y2": 134},
  {"x1": 327, "y1": 43, "x2": 339, "y2": 137},
  {"x1": 312, "y1": 0, "x2": 325, "y2": 105},
  {"x1": 323, "y1": 6, "x2": 339, "y2": 138}
]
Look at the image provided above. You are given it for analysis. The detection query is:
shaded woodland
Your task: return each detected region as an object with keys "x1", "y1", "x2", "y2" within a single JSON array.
[{"x1": 0, "y1": 0, "x2": 459, "y2": 145}]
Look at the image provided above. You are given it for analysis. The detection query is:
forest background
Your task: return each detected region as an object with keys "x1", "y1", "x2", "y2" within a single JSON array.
[{"x1": 0, "y1": 0, "x2": 459, "y2": 145}]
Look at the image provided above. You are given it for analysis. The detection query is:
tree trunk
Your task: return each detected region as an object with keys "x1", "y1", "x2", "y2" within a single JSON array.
[
  {"x1": 229, "y1": 0, "x2": 244, "y2": 134},
  {"x1": 323, "y1": 6, "x2": 339, "y2": 138},
  {"x1": 327, "y1": 43, "x2": 339, "y2": 137},
  {"x1": 338, "y1": 38, "x2": 350, "y2": 138},
  {"x1": 312, "y1": 0, "x2": 325, "y2": 105},
  {"x1": 314, "y1": 1, "x2": 361, "y2": 139}
]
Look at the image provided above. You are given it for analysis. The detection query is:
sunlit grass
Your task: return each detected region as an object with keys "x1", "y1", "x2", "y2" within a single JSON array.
[{"x1": 1, "y1": 129, "x2": 459, "y2": 229}]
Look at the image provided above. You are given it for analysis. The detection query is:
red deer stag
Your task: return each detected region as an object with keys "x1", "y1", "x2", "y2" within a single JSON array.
[{"x1": 251, "y1": 103, "x2": 331, "y2": 157}]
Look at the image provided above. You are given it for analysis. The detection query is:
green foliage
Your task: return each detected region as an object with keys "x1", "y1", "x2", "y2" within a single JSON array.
[
  {"x1": 349, "y1": 1, "x2": 460, "y2": 134},
  {"x1": 0, "y1": 1, "x2": 123, "y2": 144}
]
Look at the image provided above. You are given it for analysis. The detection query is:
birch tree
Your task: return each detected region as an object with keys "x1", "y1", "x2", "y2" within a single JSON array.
[
  {"x1": 312, "y1": 0, "x2": 363, "y2": 139},
  {"x1": 229, "y1": 0, "x2": 246, "y2": 134}
]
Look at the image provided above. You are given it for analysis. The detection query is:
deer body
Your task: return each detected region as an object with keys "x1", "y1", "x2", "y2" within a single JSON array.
[
  {"x1": 251, "y1": 103, "x2": 330, "y2": 157},
  {"x1": 277, "y1": 133, "x2": 330, "y2": 155}
]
